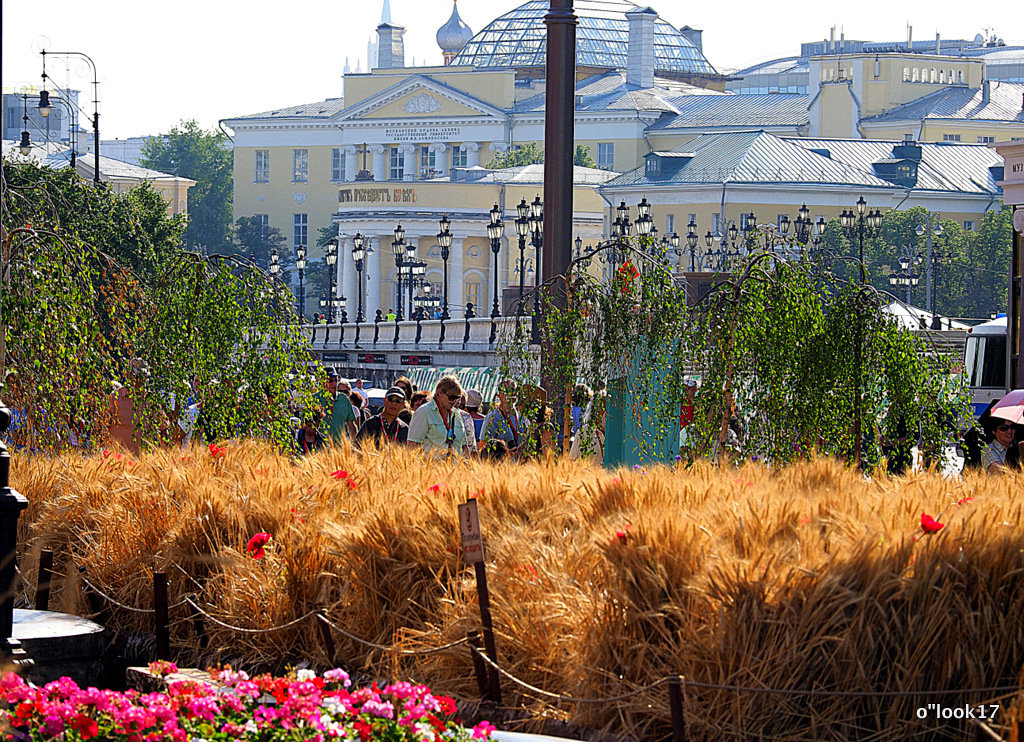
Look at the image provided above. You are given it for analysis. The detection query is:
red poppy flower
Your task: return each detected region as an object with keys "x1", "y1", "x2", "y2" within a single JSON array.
[
  {"x1": 329, "y1": 469, "x2": 349, "y2": 480},
  {"x1": 956, "y1": 497, "x2": 974, "y2": 506},
  {"x1": 920, "y1": 512, "x2": 944, "y2": 534},
  {"x1": 246, "y1": 532, "x2": 272, "y2": 559},
  {"x1": 289, "y1": 508, "x2": 305, "y2": 523},
  {"x1": 102, "y1": 449, "x2": 111, "y2": 458},
  {"x1": 209, "y1": 443, "x2": 227, "y2": 458},
  {"x1": 429, "y1": 482, "x2": 447, "y2": 493}
]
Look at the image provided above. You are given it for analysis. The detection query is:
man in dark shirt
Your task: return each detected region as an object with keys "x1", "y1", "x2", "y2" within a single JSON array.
[{"x1": 355, "y1": 386, "x2": 409, "y2": 445}]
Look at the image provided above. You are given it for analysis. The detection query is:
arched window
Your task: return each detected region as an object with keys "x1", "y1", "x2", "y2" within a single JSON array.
[
  {"x1": 930, "y1": 68, "x2": 937, "y2": 83},
  {"x1": 903, "y1": 67, "x2": 911, "y2": 81},
  {"x1": 912, "y1": 68, "x2": 919, "y2": 82},
  {"x1": 939, "y1": 69, "x2": 946, "y2": 83}
]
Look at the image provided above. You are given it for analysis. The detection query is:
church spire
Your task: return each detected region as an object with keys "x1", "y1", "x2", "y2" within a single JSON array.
[{"x1": 380, "y1": 0, "x2": 392, "y2": 24}]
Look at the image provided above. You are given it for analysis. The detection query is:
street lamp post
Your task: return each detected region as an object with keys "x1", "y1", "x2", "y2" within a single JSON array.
[
  {"x1": 40, "y1": 50, "x2": 100, "y2": 183},
  {"x1": 839, "y1": 196, "x2": 884, "y2": 470},
  {"x1": 487, "y1": 203, "x2": 505, "y2": 344},
  {"x1": 888, "y1": 250, "x2": 922, "y2": 304},
  {"x1": 515, "y1": 199, "x2": 530, "y2": 315},
  {"x1": 17, "y1": 93, "x2": 32, "y2": 156},
  {"x1": 528, "y1": 196, "x2": 543, "y2": 343},
  {"x1": 916, "y1": 214, "x2": 944, "y2": 313},
  {"x1": 840, "y1": 196, "x2": 884, "y2": 286},
  {"x1": 295, "y1": 244, "x2": 307, "y2": 319},
  {"x1": 352, "y1": 233, "x2": 366, "y2": 323},
  {"x1": 392, "y1": 224, "x2": 406, "y2": 322},
  {"x1": 437, "y1": 216, "x2": 452, "y2": 321},
  {"x1": 325, "y1": 238, "x2": 338, "y2": 322}
]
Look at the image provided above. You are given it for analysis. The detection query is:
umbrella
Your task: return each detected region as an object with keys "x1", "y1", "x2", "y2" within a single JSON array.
[{"x1": 989, "y1": 389, "x2": 1024, "y2": 425}]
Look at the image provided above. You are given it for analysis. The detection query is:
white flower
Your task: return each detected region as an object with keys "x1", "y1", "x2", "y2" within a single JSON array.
[
  {"x1": 323, "y1": 696, "x2": 346, "y2": 716},
  {"x1": 297, "y1": 669, "x2": 317, "y2": 682},
  {"x1": 414, "y1": 721, "x2": 437, "y2": 740},
  {"x1": 245, "y1": 720, "x2": 258, "y2": 734}
]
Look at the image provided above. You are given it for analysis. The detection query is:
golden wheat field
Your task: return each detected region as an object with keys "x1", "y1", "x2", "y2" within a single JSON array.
[{"x1": 9, "y1": 441, "x2": 1024, "y2": 741}]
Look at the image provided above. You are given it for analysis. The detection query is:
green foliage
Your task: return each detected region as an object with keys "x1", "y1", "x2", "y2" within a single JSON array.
[
  {"x1": 853, "y1": 205, "x2": 1011, "y2": 318},
  {"x1": 500, "y1": 237, "x2": 971, "y2": 468},
  {"x1": 573, "y1": 144, "x2": 596, "y2": 168},
  {"x1": 141, "y1": 120, "x2": 233, "y2": 253},
  {"x1": 2, "y1": 159, "x2": 317, "y2": 452},
  {"x1": 235, "y1": 215, "x2": 286, "y2": 268},
  {"x1": 487, "y1": 142, "x2": 543, "y2": 169}
]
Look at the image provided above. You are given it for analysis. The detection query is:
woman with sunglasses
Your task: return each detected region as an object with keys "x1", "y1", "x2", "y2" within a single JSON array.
[
  {"x1": 982, "y1": 417, "x2": 1020, "y2": 473},
  {"x1": 407, "y1": 375, "x2": 469, "y2": 456}
]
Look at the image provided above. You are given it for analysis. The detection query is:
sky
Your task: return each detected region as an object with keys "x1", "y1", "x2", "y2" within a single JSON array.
[{"x1": 3, "y1": 0, "x2": 1022, "y2": 140}]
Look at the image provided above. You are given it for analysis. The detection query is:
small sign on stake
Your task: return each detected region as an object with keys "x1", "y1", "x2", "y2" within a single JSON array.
[{"x1": 458, "y1": 499, "x2": 485, "y2": 564}]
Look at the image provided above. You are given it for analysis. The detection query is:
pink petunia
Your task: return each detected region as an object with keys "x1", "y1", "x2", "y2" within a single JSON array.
[{"x1": 473, "y1": 720, "x2": 497, "y2": 738}]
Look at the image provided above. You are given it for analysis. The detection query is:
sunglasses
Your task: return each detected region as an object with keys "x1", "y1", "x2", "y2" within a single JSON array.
[{"x1": 996, "y1": 423, "x2": 1015, "y2": 431}]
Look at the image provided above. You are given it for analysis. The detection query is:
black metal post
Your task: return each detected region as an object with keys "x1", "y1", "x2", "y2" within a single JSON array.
[
  {"x1": 35, "y1": 549, "x2": 53, "y2": 611},
  {"x1": 489, "y1": 238, "x2": 501, "y2": 345},
  {"x1": 0, "y1": 390, "x2": 29, "y2": 660},
  {"x1": 542, "y1": 0, "x2": 576, "y2": 301},
  {"x1": 517, "y1": 235, "x2": 527, "y2": 315},
  {"x1": 356, "y1": 260, "x2": 365, "y2": 323},
  {"x1": 463, "y1": 302, "x2": 475, "y2": 349},
  {"x1": 153, "y1": 572, "x2": 169, "y2": 661}
]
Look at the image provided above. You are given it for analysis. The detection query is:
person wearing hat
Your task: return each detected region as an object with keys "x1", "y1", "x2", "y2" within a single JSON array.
[
  {"x1": 465, "y1": 389, "x2": 486, "y2": 443},
  {"x1": 982, "y1": 415, "x2": 1020, "y2": 473},
  {"x1": 355, "y1": 386, "x2": 409, "y2": 444},
  {"x1": 317, "y1": 368, "x2": 358, "y2": 443}
]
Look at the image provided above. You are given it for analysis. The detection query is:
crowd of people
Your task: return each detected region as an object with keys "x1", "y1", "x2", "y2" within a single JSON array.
[{"x1": 297, "y1": 368, "x2": 605, "y2": 461}]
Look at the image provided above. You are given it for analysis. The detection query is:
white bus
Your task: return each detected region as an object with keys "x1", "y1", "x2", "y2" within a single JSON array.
[{"x1": 964, "y1": 315, "x2": 1008, "y2": 417}]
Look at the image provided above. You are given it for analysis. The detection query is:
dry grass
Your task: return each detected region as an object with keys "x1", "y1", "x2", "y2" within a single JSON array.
[{"x1": 12, "y1": 441, "x2": 1024, "y2": 741}]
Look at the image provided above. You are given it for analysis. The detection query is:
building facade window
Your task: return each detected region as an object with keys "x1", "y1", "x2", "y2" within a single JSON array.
[
  {"x1": 597, "y1": 142, "x2": 615, "y2": 170},
  {"x1": 331, "y1": 148, "x2": 345, "y2": 181},
  {"x1": 465, "y1": 282, "x2": 481, "y2": 311},
  {"x1": 712, "y1": 213, "x2": 722, "y2": 236},
  {"x1": 255, "y1": 150, "x2": 270, "y2": 182},
  {"x1": 390, "y1": 147, "x2": 405, "y2": 180},
  {"x1": 293, "y1": 149, "x2": 308, "y2": 182},
  {"x1": 963, "y1": 220, "x2": 974, "y2": 231},
  {"x1": 942, "y1": 134, "x2": 962, "y2": 142},
  {"x1": 451, "y1": 145, "x2": 467, "y2": 168},
  {"x1": 420, "y1": 147, "x2": 436, "y2": 179},
  {"x1": 255, "y1": 214, "x2": 269, "y2": 242},
  {"x1": 293, "y1": 213, "x2": 307, "y2": 249},
  {"x1": 666, "y1": 214, "x2": 676, "y2": 234},
  {"x1": 977, "y1": 135, "x2": 995, "y2": 144}
]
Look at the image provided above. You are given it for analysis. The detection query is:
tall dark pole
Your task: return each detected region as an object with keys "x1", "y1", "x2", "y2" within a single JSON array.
[
  {"x1": 841, "y1": 198, "x2": 883, "y2": 469},
  {"x1": 42, "y1": 51, "x2": 100, "y2": 183},
  {"x1": 352, "y1": 233, "x2": 366, "y2": 323},
  {"x1": 542, "y1": 0, "x2": 577, "y2": 316},
  {"x1": 487, "y1": 204, "x2": 505, "y2": 345}
]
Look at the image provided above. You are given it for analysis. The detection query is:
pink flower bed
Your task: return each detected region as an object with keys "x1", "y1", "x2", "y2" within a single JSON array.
[{"x1": 1, "y1": 667, "x2": 495, "y2": 741}]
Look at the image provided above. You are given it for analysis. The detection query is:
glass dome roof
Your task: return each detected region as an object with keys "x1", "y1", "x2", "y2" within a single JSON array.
[{"x1": 450, "y1": 0, "x2": 716, "y2": 76}]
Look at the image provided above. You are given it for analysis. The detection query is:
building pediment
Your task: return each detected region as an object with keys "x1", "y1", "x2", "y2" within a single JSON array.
[{"x1": 338, "y1": 76, "x2": 508, "y2": 123}]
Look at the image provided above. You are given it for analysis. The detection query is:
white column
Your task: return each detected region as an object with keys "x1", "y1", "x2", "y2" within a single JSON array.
[
  {"x1": 342, "y1": 145, "x2": 358, "y2": 181},
  {"x1": 399, "y1": 144, "x2": 416, "y2": 182},
  {"x1": 340, "y1": 237, "x2": 356, "y2": 316},
  {"x1": 367, "y1": 235, "x2": 382, "y2": 318},
  {"x1": 490, "y1": 141, "x2": 510, "y2": 156},
  {"x1": 370, "y1": 144, "x2": 387, "y2": 182},
  {"x1": 430, "y1": 143, "x2": 448, "y2": 178},
  {"x1": 449, "y1": 237, "x2": 465, "y2": 317},
  {"x1": 464, "y1": 142, "x2": 480, "y2": 168}
]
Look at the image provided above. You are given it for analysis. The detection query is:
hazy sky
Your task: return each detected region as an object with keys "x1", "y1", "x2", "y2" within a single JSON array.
[{"x1": 3, "y1": 0, "x2": 1021, "y2": 140}]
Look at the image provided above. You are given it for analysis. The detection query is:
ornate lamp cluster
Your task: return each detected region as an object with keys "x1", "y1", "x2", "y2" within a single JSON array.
[{"x1": 840, "y1": 196, "x2": 884, "y2": 284}]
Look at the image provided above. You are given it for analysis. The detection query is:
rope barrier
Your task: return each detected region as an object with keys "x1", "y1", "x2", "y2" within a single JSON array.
[
  {"x1": 80, "y1": 575, "x2": 156, "y2": 614},
  {"x1": 185, "y1": 597, "x2": 317, "y2": 634},
  {"x1": 468, "y1": 646, "x2": 1022, "y2": 704},
  {"x1": 317, "y1": 613, "x2": 469, "y2": 656}
]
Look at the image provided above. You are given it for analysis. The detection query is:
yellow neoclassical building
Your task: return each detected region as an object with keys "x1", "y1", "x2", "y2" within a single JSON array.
[{"x1": 221, "y1": 0, "x2": 1023, "y2": 320}]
